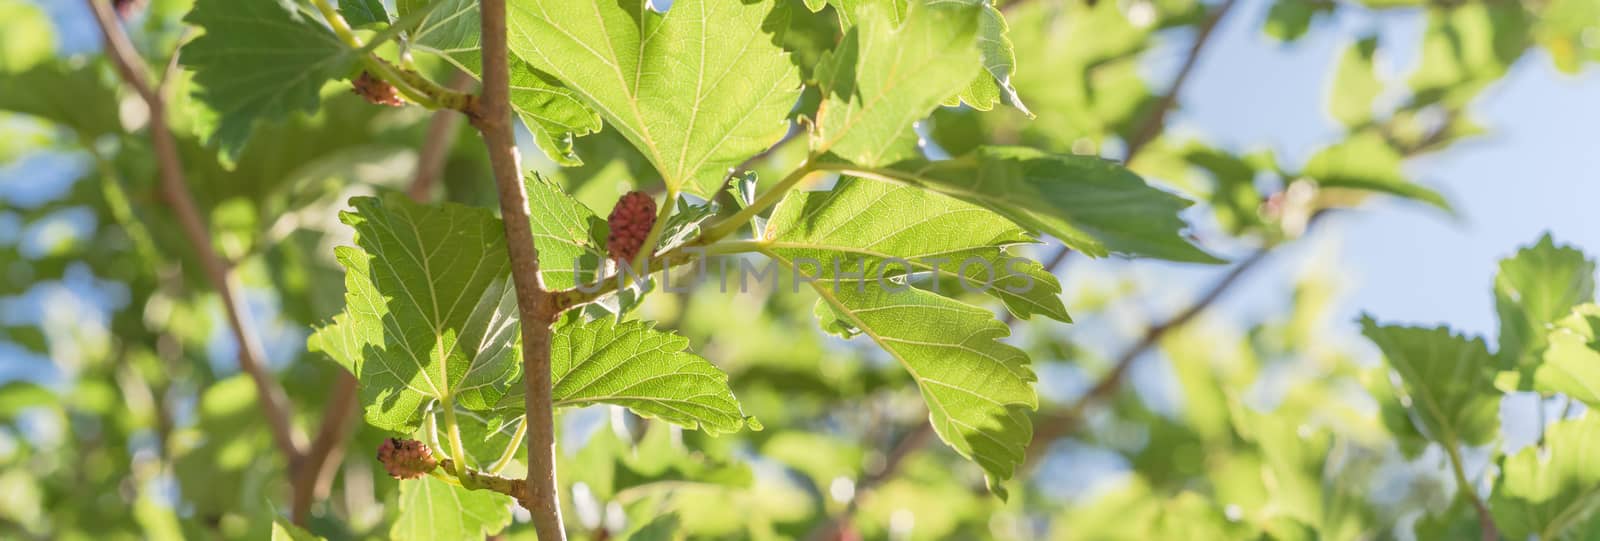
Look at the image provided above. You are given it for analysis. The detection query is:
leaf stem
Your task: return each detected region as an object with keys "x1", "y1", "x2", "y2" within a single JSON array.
[
  {"x1": 631, "y1": 188, "x2": 679, "y2": 272},
  {"x1": 307, "y1": 0, "x2": 470, "y2": 111},
  {"x1": 440, "y1": 401, "x2": 470, "y2": 472},
  {"x1": 701, "y1": 161, "x2": 819, "y2": 241},
  {"x1": 487, "y1": 415, "x2": 528, "y2": 475},
  {"x1": 1443, "y1": 442, "x2": 1499, "y2": 541}
]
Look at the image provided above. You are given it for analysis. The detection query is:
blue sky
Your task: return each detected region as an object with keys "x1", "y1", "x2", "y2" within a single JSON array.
[{"x1": 1168, "y1": 0, "x2": 1600, "y2": 339}]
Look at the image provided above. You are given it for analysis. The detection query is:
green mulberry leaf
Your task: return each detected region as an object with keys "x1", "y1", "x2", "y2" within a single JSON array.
[
  {"x1": 811, "y1": 1, "x2": 980, "y2": 166},
  {"x1": 506, "y1": 0, "x2": 802, "y2": 196},
  {"x1": 180, "y1": 0, "x2": 356, "y2": 158},
  {"x1": 1490, "y1": 415, "x2": 1600, "y2": 540},
  {"x1": 391, "y1": 475, "x2": 513, "y2": 541},
  {"x1": 1360, "y1": 316, "x2": 1501, "y2": 449},
  {"x1": 499, "y1": 318, "x2": 753, "y2": 435},
  {"x1": 1528, "y1": 305, "x2": 1600, "y2": 408},
  {"x1": 1495, "y1": 234, "x2": 1596, "y2": 371}
]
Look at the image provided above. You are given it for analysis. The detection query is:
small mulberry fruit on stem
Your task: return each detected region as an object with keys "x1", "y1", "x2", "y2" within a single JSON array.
[
  {"x1": 607, "y1": 191, "x2": 657, "y2": 262},
  {"x1": 376, "y1": 438, "x2": 438, "y2": 479},
  {"x1": 352, "y1": 72, "x2": 406, "y2": 107}
]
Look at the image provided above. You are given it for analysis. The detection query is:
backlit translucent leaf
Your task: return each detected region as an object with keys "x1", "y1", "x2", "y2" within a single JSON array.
[
  {"x1": 1329, "y1": 36, "x2": 1381, "y2": 127},
  {"x1": 500, "y1": 318, "x2": 752, "y2": 435},
  {"x1": 1489, "y1": 414, "x2": 1600, "y2": 540},
  {"x1": 405, "y1": 0, "x2": 601, "y2": 165},
  {"x1": 316, "y1": 194, "x2": 518, "y2": 432},
  {"x1": 180, "y1": 0, "x2": 356, "y2": 158},
  {"x1": 1495, "y1": 234, "x2": 1597, "y2": 370},
  {"x1": 838, "y1": 146, "x2": 1217, "y2": 262},
  {"x1": 1360, "y1": 316, "x2": 1500, "y2": 448},
  {"x1": 391, "y1": 475, "x2": 512, "y2": 541},
  {"x1": 763, "y1": 185, "x2": 1039, "y2": 491},
  {"x1": 1529, "y1": 305, "x2": 1600, "y2": 407},
  {"x1": 506, "y1": 0, "x2": 801, "y2": 196},
  {"x1": 811, "y1": 1, "x2": 980, "y2": 166},
  {"x1": 761, "y1": 176, "x2": 1068, "y2": 322},
  {"x1": 941, "y1": 1, "x2": 1032, "y2": 116},
  {"x1": 1303, "y1": 132, "x2": 1451, "y2": 212}
]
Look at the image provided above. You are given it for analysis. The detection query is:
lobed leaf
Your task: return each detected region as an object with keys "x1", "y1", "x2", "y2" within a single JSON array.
[
  {"x1": 1489, "y1": 414, "x2": 1600, "y2": 541},
  {"x1": 314, "y1": 194, "x2": 519, "y2": 432},
  {"x1": 1494, "y1": 234, "x2": 1597, "y2": 371},
  {"x1": 506, "y1": 0, "x2": 801, "y2": 196},
  {"x1": 180, "y1": 0, "x2": 356, "y2": 158},
  {"x1": 811, "y1": 1, "x2": 980, "y2": 166},
  {"x1": 1528, "y1": 305, "x2": 1600, "y2": 408},
  {"x1": 1359, "y1": 316, "x2": 1500, "y2": 449}
]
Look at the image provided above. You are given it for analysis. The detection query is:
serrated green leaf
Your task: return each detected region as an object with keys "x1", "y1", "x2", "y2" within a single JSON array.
[
  {"x1": 1528, "y1": 305, "x2": 1600, "y2": 407},
  {"x1": 762, "y1": 175, "x2": 1068, "y2": 322},
  {"x1": 339, "y1": 0, "x2": 387, "y2": 27},
  {"x1": 1359, "y1": 316, "x2": 1500, "y2": 448},
  {"x1": 759, "y1": 230, "x2": 1036, "y2": 490},
  {"x1": 391, "y1": 475, "x2": 513, "y2": 541},
  {"x1": 0, "y1": 62, "x2": 120, "y2": 138},
  {"x1": 1490, "y1": 414, "x2": 1600, "y2": 541},
  {"x1": 180, "y1": 0, "x2": 356, "y2": 158},
  {"x1": 506, "y1": 0, "x2": 801, "y2": 196},
  {"x1": 501, "y1": 318, "x2": 751, "y2": 434},
  {"x1": 834, "y1": 145, "x2": 1217, "y2": 263},
  {"x1": 405, "y1": 1, "x2": 601, "y2": 166},
  {"x1": 1329, "y1": 36, "x2": 1381, "y2": 127},
  {"x1": 812, "y1": 1, "x2": 979, "y2": 166},
  {"x1": 941, "y1": 1, "x2": 1032, "y2": 116},
  {"x1": 1495, "y1": 235, "x2": 1597, "y2": 371},
  {"x1": 1303, "y1": 132, "x2": 1452, "y2": 212},
  {"x1": 523, "y1": 174, "x2": 607, "y2": 289},
  {"x1": 319, "y1": 194, "x2": 518, "y2": 432}
]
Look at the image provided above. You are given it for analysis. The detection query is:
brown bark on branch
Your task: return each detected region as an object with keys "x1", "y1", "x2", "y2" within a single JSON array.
[{"x1": 471, "y1": 1, "x2": 566, "y2": 539}]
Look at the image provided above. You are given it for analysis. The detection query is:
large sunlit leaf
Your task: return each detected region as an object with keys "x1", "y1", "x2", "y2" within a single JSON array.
[
  {"x1": 404, "y1": 0, "x2": 602, "y2": 166},
  {"x1": 762, "y1": 187, "x2": 1038, "y2": 491},
  {"x1": 761, "y1": 176, "x2": 1068, "y2": 322},
  {"x1": 1360, "y1": 316, "x2": 1500, "y2": 448},
  {"x1": 1528, "y1": 305, "x2": 1600, "y2": 408},
  {"x1": 180, "y1": 0, "x2": 356, "y2": 158},
  {"x1": 506, "y1": 0, "x2": 801, "y2": 196},
  {"x1": 836, "y1": 145, "x2": 1217, "y2": 262},
  {"x1": 1302, "y1": 132, "x2": 1451, "y2": 212},
  {"x1": 391, "y1": 475, "x2": 513, "y2": 541},
  {"x1": 1494, "y1": 234, "x2": 1596, "y2": 370},
  {"x1": 313, "y1": 194, "x2": 519, "y2": 432},
  {"x1": 499, "y1": 317, "x2": 753, "y2": 435},
  {"x1": 811, "y1": 1, "x2": 980, "y2": 166},
  {"x1": 1489, "y1": 414, "x2": 1600, "y2": 541}
]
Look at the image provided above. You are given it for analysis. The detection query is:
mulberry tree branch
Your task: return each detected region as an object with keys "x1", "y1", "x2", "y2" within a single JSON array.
[
  {"x1": 469, "y1": 0, "x2": 566, "y2": 539},
  {"x1": 86, "y1": 0, "x2": 305, "y2": 467}
]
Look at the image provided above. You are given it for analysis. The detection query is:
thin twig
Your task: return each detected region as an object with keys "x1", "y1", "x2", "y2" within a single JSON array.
[
  {"x1": 1122, "y1": 0, "x2": 1237, "y2": 162},
  {"x1": 471, "y1": 1, "x2": 566, "y2": 538},
  {"x1": 86, "y1": 0, "x2": 304, "y2": 464}
]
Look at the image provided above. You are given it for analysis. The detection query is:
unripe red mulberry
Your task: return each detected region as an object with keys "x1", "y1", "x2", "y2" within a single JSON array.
[
  {"x1": 607, "y1": 191, "x2": 657, "y2": 262},
  {"x1": 352, "y1": 71, "x2": 405, "y2": 107},
  {"x1": 376, "y1": 438, "x2": 437, "y2": 479}
]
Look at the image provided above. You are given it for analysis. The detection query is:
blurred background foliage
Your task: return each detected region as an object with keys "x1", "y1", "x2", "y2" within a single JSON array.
[{"x1": 2, "y1": 0, "x2": 1600, "y2": 539}]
